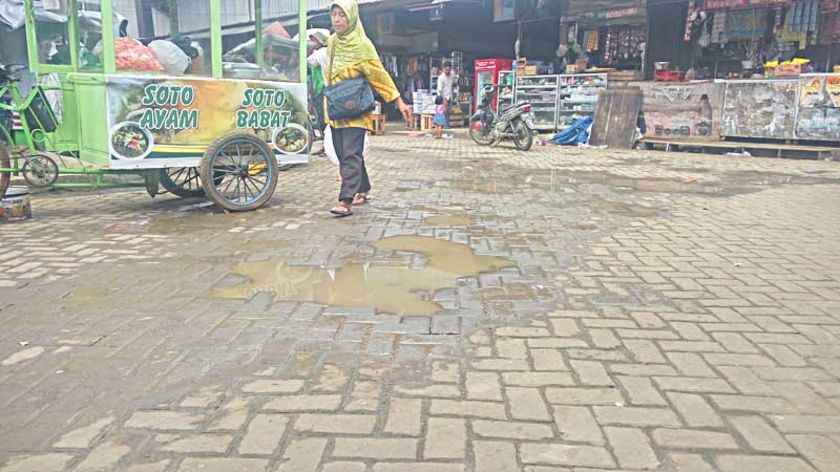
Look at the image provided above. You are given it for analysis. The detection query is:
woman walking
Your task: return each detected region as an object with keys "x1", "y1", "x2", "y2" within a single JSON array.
[{"x1": 325, "y1": 0, "x2": 412, "y2": 217}]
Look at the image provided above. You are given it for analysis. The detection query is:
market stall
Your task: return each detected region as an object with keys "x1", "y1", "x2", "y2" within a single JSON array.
[
  {"x1": 1, "y1": 0, "x2": 309, "y2": 211},
  {"x1": 514, "y1": 73, "x2": 608, "y2": 132},
  {"x1": 560, "y1": 0, "x2": 648, "y2": 79}
]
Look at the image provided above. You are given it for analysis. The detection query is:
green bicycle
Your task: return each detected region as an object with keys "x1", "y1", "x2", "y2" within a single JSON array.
[{"x1": 0, "y1": 64, "x2": 65, "y2": 198}]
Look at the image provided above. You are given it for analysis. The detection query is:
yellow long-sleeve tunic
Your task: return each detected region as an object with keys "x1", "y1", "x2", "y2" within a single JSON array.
[{"x1": 325, "y1": 59, "x2": 401, "y2": 131}]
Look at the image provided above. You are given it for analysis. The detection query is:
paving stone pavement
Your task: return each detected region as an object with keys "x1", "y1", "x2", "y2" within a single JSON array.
[{"x1": 2, "y1": 134, "x2": 840, "y2": 471}]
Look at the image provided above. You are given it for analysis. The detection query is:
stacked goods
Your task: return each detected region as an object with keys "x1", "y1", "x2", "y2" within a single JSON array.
[{"x1": 115, "y1": 39, "x2": 164, "y2": 72}]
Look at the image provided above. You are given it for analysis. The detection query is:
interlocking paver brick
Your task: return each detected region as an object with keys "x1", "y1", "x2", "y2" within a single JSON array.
[
  {"x1": 466, "y1": 372, "x2": 504, "y2": 400},
  {"x1": 652, "y1": 428, "x2": 739, "y2": 450},
  {"x1": 729, "y1": 416, "x2": 794, "y2": 453},
  {"x1": 506, "y1": 387, "x2": 551, "y2": 421},
  {"x1": 124, "y1": 411, "x2": 205, "y2": 431},
  {"x1": 519, "y1": 443, "x2": 615, "y2": 468},
  {"x1": 4, "y1": 135, "x2": 840, "y2": 472},
  {"x1": 604, "y1": 426, "x2": 660, "y2": 469},
  {"x1": 332, "y1": 438, "x2": 417, "y2": 460},
  {"x1": 263, "y1": 395, "x2": 342, "y2": 412},
  {"x1": 714, "y1": 455, "x2": 817, "y2": 472},
  {"x1": 593, "y1": 406, "x2": 682, "y2": 427},
  {"x1": 667, "y1": 392, "x2": 724, "y2": 428},
  {"x1": 294, "y1": 414, "x2": 376, "y2": 434},
  {"x1": 617, "y1": 376, "x2": 667, "y2": 406},
  {"x1": 424, "y1": 418, "x2": 466, "y2": 459},
  {"x1": 553, "y1": 406, "x2": 605, "y2": 445},
  {"x1": 473, "y1": 441, "x2": 519, "y2": 472},
  {"x1": 472, "y1": 420, "x2": 554, "y2": 440},
  {"x1": 238, "y1": 414, "x2": 289, "y2": 455}
]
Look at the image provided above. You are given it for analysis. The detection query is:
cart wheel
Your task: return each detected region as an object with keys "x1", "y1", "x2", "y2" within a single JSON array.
[
  {"x1": 200, "y1": 132, "x2": 278, "y2": 212},
  {"x1": 22, "y1": 153, "x2": 59, "y2": 188},
  {"x1": 159, "y1": 167, "x2": 205, "y2": 198},
  {"x1": 0, "y1": 143, "x2": 10, "y2": 198}
]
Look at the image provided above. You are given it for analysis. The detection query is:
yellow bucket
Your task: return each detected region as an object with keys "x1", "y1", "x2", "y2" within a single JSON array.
[{"x1": 0, "y1": 187, "x2": 32, "y2": 221}]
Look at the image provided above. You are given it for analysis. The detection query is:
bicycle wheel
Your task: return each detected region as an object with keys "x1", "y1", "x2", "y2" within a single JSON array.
[
  {"x1": 0, "y1": 142, "x2": 10, "y2": 198},
  {"x1": 200, "y1": 132, "x2": 278, "y2": 212},
  {"x1": 159, "y1": 167, "x2": 205, "y2": 198}
]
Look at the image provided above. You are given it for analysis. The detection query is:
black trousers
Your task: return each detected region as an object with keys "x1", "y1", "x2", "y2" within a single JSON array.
[{"x1": 333, "y1": 127, "x2": 370, "y2": 203}]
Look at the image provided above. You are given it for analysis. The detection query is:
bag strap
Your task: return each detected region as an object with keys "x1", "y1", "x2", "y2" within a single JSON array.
[{"x1": 327, "y1": 42, "x2": 335, "y2": 86}]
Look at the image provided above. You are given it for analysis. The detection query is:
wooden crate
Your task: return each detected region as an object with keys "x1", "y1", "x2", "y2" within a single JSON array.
[{"x1": 421, "y1": 114, "x2": 435, "y2": 131}]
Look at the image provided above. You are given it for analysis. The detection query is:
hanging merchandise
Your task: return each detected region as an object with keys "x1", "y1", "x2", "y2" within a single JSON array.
[
  {"x1": 725, "y1": 9, "x2": 768, "y2": 40},
  {"x1": 584, "y1": 29, "x2": 599, "y2": 52},
  {"x1": 698, "y1": 18, "x2": 712, "y2": 47},
  {"x1": 603, "y1": 28, "x2": 618, "y2": 65},
  {"x1": 711, "y1": 11, "x2": 728, "y2": 43}
]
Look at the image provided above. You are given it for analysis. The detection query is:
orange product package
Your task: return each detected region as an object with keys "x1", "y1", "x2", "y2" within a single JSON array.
[{"x1": 115, "y1": 39, "x2": 164, "y2": 72}]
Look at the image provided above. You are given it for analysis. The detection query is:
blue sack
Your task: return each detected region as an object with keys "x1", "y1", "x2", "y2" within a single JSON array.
[{"x1": 552, "y1": 116, "x2": 593, "y2": 146}]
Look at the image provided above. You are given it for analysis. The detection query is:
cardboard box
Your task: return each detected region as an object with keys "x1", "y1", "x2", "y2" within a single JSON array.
[{"x1": 774, "y1": 63, "x2": 801, "y2": 77}]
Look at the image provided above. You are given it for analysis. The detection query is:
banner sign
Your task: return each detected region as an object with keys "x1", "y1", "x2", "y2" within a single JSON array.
[
  {"x1": 796, "y1": 73, "x2": 840, "y2": 141},
  {"x1": 636, "y1": 81, "x2": 725, "y2": 141},
  {"x1": 105, "y1": 76, "x2": 308, "y2": 169},
  {"x1": 702, "y1": 0, "x2": 793, "y2": 11}
]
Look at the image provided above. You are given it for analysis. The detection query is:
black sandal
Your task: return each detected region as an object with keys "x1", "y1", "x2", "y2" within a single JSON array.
[{"x1": 330, "y1": 203, "x2": 354, "y2": 217}]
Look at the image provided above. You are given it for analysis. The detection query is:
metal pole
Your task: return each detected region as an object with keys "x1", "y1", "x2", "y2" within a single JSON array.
[
  {"x1": 255, "y1": 0, "x2": 264, "y2": 68},
  {"x1": 23, "y1": 0, "x2": 40, "y2": 76},
  {"x1": 210, "y1": 0, "x2": 223, "y2": 78},
  {"x1": 101, "y1": 0, "x2": 116, "y2": 74},
  {"x1": 299, "y1": 0, "x2": 308, "y2": 84}
]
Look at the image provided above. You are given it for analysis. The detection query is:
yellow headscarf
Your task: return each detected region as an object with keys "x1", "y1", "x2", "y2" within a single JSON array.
[{"x1": 327, "y1": 0, "x2": 379, "y2": 82}]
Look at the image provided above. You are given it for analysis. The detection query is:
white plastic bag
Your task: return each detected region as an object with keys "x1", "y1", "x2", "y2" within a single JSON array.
[
  {"x1": 149, "y1": 40, "x2": 190, "y2": 75},
  {"x1": 324, "y1": 125, "x2": 369, "y2": 166}
]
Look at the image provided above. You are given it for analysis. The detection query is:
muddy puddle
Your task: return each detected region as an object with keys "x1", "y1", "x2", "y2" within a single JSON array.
[
  {"x1": 426, "y1": 212, "x2": 473, "y2": 226},
  {"x1": 530, "y1": 169, "x2": 829, "y2": 196},
  {"x1": 211, "y1": 235, "x2": 514, "y2": 316}
]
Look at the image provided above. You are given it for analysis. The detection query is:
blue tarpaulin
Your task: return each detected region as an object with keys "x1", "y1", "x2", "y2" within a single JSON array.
[{"x1": 552, "y1": 116, "x2": 592, "y2": 146}]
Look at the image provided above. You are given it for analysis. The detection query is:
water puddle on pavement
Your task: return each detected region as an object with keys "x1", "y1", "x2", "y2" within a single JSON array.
[
  {"x1": 237, "y1": 239, "x2": 286, "y2": 252},
  {"x1": 210, "y1": 235, "x2": 514, "y2": 316},
  {"x1": 426, "y1": 213, "x2": 473, "y2": 226}
]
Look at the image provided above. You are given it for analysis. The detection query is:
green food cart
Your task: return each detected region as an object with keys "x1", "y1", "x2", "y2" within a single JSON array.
[{"x1": 0, "y1": 0, "x2": 309, "y2": 212}]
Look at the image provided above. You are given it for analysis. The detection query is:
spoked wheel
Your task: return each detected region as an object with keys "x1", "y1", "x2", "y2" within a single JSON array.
[
  {"x1": 22, "y1": 153, "x2": 59, "y2": 188},
  {"x1": 159, "y1": 167, "x2": 205, "y2": 198},
  {"x1": 469, "y1": 120, "x2": 494, "y2": 146},
  {"x1": 200, "y1": 132, "x2": 278, "y2": 212},
  {"x1": 512, "y1": 120, "x2": 534, "y2": 151},
  {"x1": 0, "y1": 143, "x2": 10, "y2": 198}
]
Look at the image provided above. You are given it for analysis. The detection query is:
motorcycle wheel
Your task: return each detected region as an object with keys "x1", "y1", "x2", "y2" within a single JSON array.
[
  {"x1": 469, "y1": 120, "x2": 494, "y2": 146},
  {"x1": 512, "y1": 120, "x2": 534, "y2": 151}
]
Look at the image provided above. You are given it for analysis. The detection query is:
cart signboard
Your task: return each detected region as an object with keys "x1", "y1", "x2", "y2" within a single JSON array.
[
  {"x1": 796, "y1": 73, "x2": 840, "y2": 141},
  {"x1": 106, "y1": 76, "x2": 309, "y2": 169}
]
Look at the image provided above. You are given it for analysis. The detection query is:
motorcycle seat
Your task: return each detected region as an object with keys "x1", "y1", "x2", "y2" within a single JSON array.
[{"x1": 500, "y1": 102, "x2": 529, "y2": 113}]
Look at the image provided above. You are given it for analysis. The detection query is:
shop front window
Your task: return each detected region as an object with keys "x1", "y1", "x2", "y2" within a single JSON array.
[
  {"x1": 77, "y1": 0, "x2": 102, "y2": 70},
  {"x1": 109, "y1": 0, "x2": 213, "y2": 75},
  {"x1": 222, "y1": 0, "x2": 300, "y2": 82},
  {"x1": 35, "y1": 3, "x2": 71, "y2": 66}
]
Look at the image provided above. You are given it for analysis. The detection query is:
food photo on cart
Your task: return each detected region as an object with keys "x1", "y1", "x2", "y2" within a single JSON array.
[{"x1": 1, "y1": 0, "x2": 311, "y2": 217}]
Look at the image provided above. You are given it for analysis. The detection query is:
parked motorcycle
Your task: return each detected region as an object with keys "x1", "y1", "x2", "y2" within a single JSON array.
[{"x1": 469, "y1": 84, "x2": 536, "y2": 151}]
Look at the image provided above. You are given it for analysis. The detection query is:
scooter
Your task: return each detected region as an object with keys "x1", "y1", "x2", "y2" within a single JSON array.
[{"x1": 469, "y1": 84, "x2": 536, "y2": 151}]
